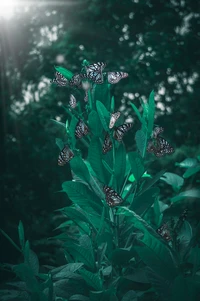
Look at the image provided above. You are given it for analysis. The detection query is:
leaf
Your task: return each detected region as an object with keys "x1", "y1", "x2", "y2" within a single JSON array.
[
  {"x1": 55, "y1": 138, "x2": 64, "y2": 151},
  {"x1": 88, "y1": 110, "x2": 103, "y2": 137},
  {"x1": 54, "y1": 65, "x2": 73, "y2": 80},
  {"x1": 102, "y1": 265, "x2": 112, "y2": 276},
  {"x1": 171, "y1": 189, "x2": 200, "y2": 203},
  {"x1": 65, "y1": 243, "x2": 95, "y2": 270},
  {"x1": 62, "y1": 182, "x2": 103, "y2": 214},
  {"x1": 170, "y1": 275, "x2": 194, "y2": 301},
  {"x1": 53, "y1": 263, "x2": 84, "y2": 280},
  {"x1": 124, "y1": 268, "x2": 150, "y2": 284},
  {"x1": 18, "y1": 221, "x2": 25, "y2": 251},
  {"x1": 130, "y1": 102, "x2": 145, "y2": 126},
  {"x1": 114, "y1": 143, "x2": 126, "y2": 189},
  {"x1": 147, "y1": 90, "x2": 155, "y2": 136},
  {"x1": 79, "y1": 268, "x2": 103, "y2": 291},
  {"x1": 51, "y1": 119, "x2": 66, "y2": 128},
  {"x1": 183, "y1": 164, "x2": 200, "y2": 178},
  {"x1": 69, "y1": 295, "x2": 89, "y2": 301},
  {"x1": 140, "y1": 170, "x2": 166, "y2": 194},
  {"x1": 96, "y1": 101, "x2": 110, "y2": 132},
  {"x1": 92, "y1": 83, "x2": 110, "y2": 110},
  {"x1": 175, "y1": 158, "x2": 198, "y2": 168},
  {"x1": 160, "y1": 172, "x2": 184, "y2": 188},
  {"x1": 135, "y1": 129, "x2": 146, "y2": 156},
  {"x1": 111, "y1": 248, "x2": 136, "y2": 265},
  {"x1": 111, "y1": 96, "x2": 115, "y2": 111},
  {"x1": 128, "y1": 152, "x2": 144, "y2": 181},
  {"x1": 70, "y1": 156, "x2": 90, "y2": 183},
  {"x1": 13, "y1": 263, "x2": 40, "y2": 293},
  {"x1": 88, "y1": 137, "x2": 105, "y2": 183},
  {"x1": 121, "y1": 290, "x2": 137, "y2": 301},
  {"x1": 130, "y1": 187, "x2": 160, "y2": 215}
]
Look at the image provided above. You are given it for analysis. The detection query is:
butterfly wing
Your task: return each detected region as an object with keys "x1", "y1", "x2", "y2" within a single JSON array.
[
  {"x1": 152, "y1": 127, "x2": 164, "y2": 138},
  {"x1": 114, "y1": 123, "x2": 133, "y2": 142},
  {"x1": 157, "y1": 223, "x2": 172, "y2": 242},
  {"x1": 58, "y1": 145, "x2": 74, "y2": 166},
  {"x1": 107, "y1": 72, "x2": 128, "y2": 84},
  {"x1": 102, "y1": 133, "x2": 113, "y2": 154},
  {"x1": 75, "y1": 120, "x2": 89, "y2": 139},
  {"x1": 69, "y1": 94, "x2": 77, "y2": 108},
  {"x1": 155, "y1": 137, "x2": 174, "y2": 157},
  {"x1": 103, "y1": 186, "x2": 123, "y2": 207},
  {"x1": 85, "y1": 62, "x2": 106, "y2": 84},
  {"x1": 109, "y1": 112, "x2": 121, "y2": 129},
  {"x1": 51, "y1": 72, "x2": 69, "y2": 87},
  {"x1": 69, "y1": 74, "x2": 82, "y2": 88}
]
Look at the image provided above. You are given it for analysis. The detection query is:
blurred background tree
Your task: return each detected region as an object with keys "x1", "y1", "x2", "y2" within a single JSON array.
[{"x1": 0, "y1": 0, "x2": 200, "y2": 283}]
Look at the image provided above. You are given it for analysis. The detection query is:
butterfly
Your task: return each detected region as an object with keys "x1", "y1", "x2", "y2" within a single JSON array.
[
  {"x1": 103, "y1": 186, "x2": 124, "y2": 207},
  {"x1": 152, "y1": 126, "x2": 164, "y2": 138},
  {"x1": 69, "y1": 94, "x2": 77, "y2": 108},
  {"x1": 85, "y1": 62, "x2": 106, "y2": 84},
  {"x1": 113, "y1": 123, "x2": 133, "y2": 142},
  {"x1": 69, "y1": 74, "x2": 82, "y2": 88},
  {"x1": 107, "y1": 71, "x2": 129, "y2": 84},
  {"x1": 51, "y1": 71, "x2": 69, "y2": 87},
  {"x1": 147, "y1": 127, "x2": 174, "y2": 157},
  {"x1": 75, "y1": 120, "x2": 89, "y2": 139},
  {"x1": 58, "y1": 145, "x2": 74, "y2": 166},
  {"x1": 156, "y1": 223, "x2": 172, "y2": 242},
  {"x1": 102, "y1": 133, "x2": 113, "y2": 154},
  {"x1": 109, "y1": 112, "x2": 121, "y2": 129}
]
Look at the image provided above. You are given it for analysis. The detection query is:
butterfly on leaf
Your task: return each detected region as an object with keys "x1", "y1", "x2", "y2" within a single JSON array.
[
  {"x1": 147, "y1": 127, "x2": 174, "y2": 157},
  {"x1": 113, "y1": 123, "x2": 133, "y2": 142},
  {"x1": 69, "y1": 94, "x2": 77, "y2": 108},
  {"x1": 107, "y1": 71, "x2": 129, "y2": 84},
  {"x1": 75, "y1": 119, "x2": 89, "y2": 139},
  {"x1": 84, "y1": 62, "x2": 106, "y2": 84},
  {"x1": 58, "y1": 145, "x2": 74, "y2": 166},
  {"x1": 109, "y1": 112, "x2": 121, "y2": 129},
  {"x1": 157, "y1": 223, "x2": 172, "y2": 242},
  {"x1": 102, "y1": 133, "x2": 113, "y2": 154},
  {"x1": 103, "y1": 186, "x2": 124, "y2": 207},
  {"x1": 69, "y1": 74, "x2": 82, "y2": 88},
  {"x1": 51, "y1": 71, "x2": 69, "y2": 87}
]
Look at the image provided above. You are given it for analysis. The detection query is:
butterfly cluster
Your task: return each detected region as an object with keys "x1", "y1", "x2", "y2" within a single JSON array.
[
  {"x1": 58, "y1": 145, "x2": 74, "y2": 166},
  {"x1": 147, "y1": 127, "x2": 174, "y2": 157},
  {"x1": 102, "y1": 122, "x2": 133, "y2": 154},
  {"x1": 103, "y1": 186, "x2": 124, "y2": 207}
]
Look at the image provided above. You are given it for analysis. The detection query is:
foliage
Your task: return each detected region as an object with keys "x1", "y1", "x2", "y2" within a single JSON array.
[{"x1": 1, "y1": 60, "x2": 200, "y2": 301}]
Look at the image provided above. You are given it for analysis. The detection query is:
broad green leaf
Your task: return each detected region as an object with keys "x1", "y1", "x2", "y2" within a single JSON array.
[
  {"x1": 13, "y1": 263, "x2": 40, "y2": 293},
  {"x1": 70, "y1": 156, "x2": 90, "y2": 183},
  {"x1": 18, "y1": 221, "x2": 25, "y2": 251},
  {"x1": 160, "y1": 172, "x2": 184, "y2": 189},
  {"x1": 51, "y1": 119, "x2": 66, "y2": 128},
  {"x1": 121, "y1": 290, "x2": 137, "y2": 301},
  {"x1": 114, "y1": 143, "x2": 126, "y2": 189},
  {"x1": 171, "y1": 189, "x2": 200, "y2": 203},
  {"x1": 96, "y1": 101, "x2": 110, "y2": 132},
  {"x1": 69, "y1": 115, "x2": 79, "y2": 148},
  {"x1": 25, "y1": 247, "x2": 39, "y2": 276},
  {"x1": 65, "y1": 243, "x2": 95, "y2": 270},
  {"x1": 111, "y1": 248, "x2": 136, "y2": 265},
  {"x1": 128, "y1": 152, "x2": 144, "y2": 181},
  {"x1": 175, "y1": 158, "x2": 198, "y2": 168},
  {"x1": 55, "y1": 138, "x2": 64, "y2": 150},
  {"x1": 102, "y1": 265, "x2": 112, "y2": 277},
  {"x1": 88, "y1": 137, "x2": 105, "y2": 183},
  {"x1": 130, "y1": 187, "x2": 160, "y2": 215},
  {"x1": 147, "y1": 90, "x2": 155, "y2": 136},
  {"x1": 178, "y1": 221, "x2": 193, "y2": 258},
  {"x1": 53, "y1": 263, "x2": 84, "y2": 280},
  {"x1": 183, "y1": 164, "x2": 200, "y2": 178},
  {"x1": 88, "y1": 110, "x2": 103, "y2": 137},
  {"x1": 188, "y1": 246, "x2": 200, "y2": 269},
  {"x1": 92, "y1": 83, "x2": 110, "y2": 110},
  {"x1": 170, "y1": 275, "x2": 195, "y2": 301},
  {"x1": 135, "y1": 129, "x2": 146, "y2": 156},
  {"x1": 111, "y1": 96, "x2": 115, "y2": 111},
  {"x1": 130, "y1": 102, "x2": 145, "y2": 126},
  {"x1": 128, "y1": 172, "x2": 151, "y2": 182},
  {"x1": 79, "y1": 268, "x2": 103, "y2": 291},
  {"x1": 54, "y1": 66, "x2": 73, "y2": 80},
  {"x1": 62, "y1": 181, "x2": 103, "y2": 214},
  {"x1": 124, "y1": 267, "x2": 149, "y2": 283}
]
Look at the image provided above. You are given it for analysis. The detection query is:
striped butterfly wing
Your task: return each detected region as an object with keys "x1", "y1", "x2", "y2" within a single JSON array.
[
  {"x1": 69, "y1": 94, "x2": 77, "y2": 108},
  {"x1": 69, "y1": 74, "x2": 82, "y2": 88},
  {"x1": 152, "y1": 126, "x2": 164, "y2": 138},
  {"x1": 155, "y1": 137, "x2": 174, "y2": 157},
  {"x1": 58, "y1": 145, "x2": 74, "y2": 166},
  {"x1": 157, "y1": 223, "x2": 172, "y2": 242},
  {"x1": 102, "y1": 133, "x2": 113, "y2": 154},
  {"x1": 109, "y1": 112, "x2": 121, "y2": 129},
  {"x1": 75, "y1": 120, "x2": 89, "y2": 139},
  {"x1": 107, "y1": 71, "x2": 128, "y2": 84},
  {"x1": 103, "y1": 186, "x2": 123, "y2": 207},
  {"x1": 85, "y1": 62, "x2": 106, "y2": 84},
  {"x1": 51, "y1": 71, "x2": 69, "y2": 87},
  {"x1": 114, "y1": 123, "x2": 133, "y2": 142}
]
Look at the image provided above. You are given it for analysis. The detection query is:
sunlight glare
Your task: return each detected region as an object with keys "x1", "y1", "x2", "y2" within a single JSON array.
[{"x1": 0, "y1": 0, "x2": 16, "y2": 20}]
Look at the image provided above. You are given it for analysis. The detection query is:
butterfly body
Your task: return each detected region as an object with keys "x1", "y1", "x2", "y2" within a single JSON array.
[
  {"x1": 75, "y1": 120, "x2": 89, "y2": 139},
  {"x1": 103, "y1": 185, "x2": 123, "y2": 207},
  {"x1": 58, "y1": 145, "x2": 74, "y2": 166}
]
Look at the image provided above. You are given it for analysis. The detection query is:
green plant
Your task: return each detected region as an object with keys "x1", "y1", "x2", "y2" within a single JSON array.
[{"x1": 1, "y1": 60, "x2": 200, "y2": 301}]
